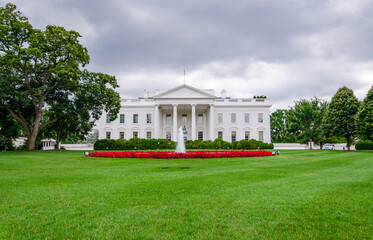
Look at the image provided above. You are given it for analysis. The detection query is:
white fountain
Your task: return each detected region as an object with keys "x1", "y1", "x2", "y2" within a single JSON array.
[{"x1": 175, "y1": 126, "x2": 186, "y2": 153}]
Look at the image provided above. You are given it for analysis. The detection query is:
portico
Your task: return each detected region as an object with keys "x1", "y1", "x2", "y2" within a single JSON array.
[
  {"x1": 152, "y1": 84, "x2": 216, "y2": 141},
  {"x1": 152, "y1": 103, "x2": 214, "y2": 141}
]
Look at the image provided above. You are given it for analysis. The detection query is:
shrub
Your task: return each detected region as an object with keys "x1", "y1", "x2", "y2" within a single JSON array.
[
  {"x1": 248, "y1": 139, "x2": 259, "y2": 149},
  {"x1": 355, "y1": 140, "x2": 373, "y2": 150},
  {"x1": 114, "y1": 139, "x2": 126, "y2": 150},
  {"x1": 222, "y1": 142, "x2": 232, "y2": 149},
  {"x1": 93, "y1": 138, "x2": 176, "y2": 150},
  {"x1": 94, "y1": 139, "x2": 116, "y2": 150},
  {"x1": 0, "y1": 135, "x2": 15, "y2": 151},
  {"x1": 236, "y1": 142, "x2": 243, "y2": 149},
  {"x1": 214, "y1": 138, "x2": 225, "y2": 149},
  {"x1": 204, "y1": 140, "x2": 215, "y2": 149},
  {"x1": 16, "y1": 145, "x2": 26, "y2": 151},
  {"x1": 93, "y1": 138, "x2": 274, "y2": 150}
]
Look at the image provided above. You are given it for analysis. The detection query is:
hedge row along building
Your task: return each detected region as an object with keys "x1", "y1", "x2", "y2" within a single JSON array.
[{"x1": 93, "y1": 84, "x2": 271, "y2": 143}]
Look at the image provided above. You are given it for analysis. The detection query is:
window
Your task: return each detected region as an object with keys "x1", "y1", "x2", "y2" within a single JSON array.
[
  {"x1": 198, "y1": 131, "x2": 203, "y2": 141},
  {"x1": 182, "y1": 114, "x2": 187, "y2": 124},
  {"x1": 231, "y1": 113, "x2": 236, "y2": 124},
  {"x1": 258, "y1": 131, "x2": 264, "y2": 141},
  {"x1": 146, "y1": 114, "x2": 152, "y2": 123},
  {"x1": 218, "y1": 113, "x2": 223, "y2": 124},
  {"x1": 244, "y1": 113, "x2": 250, "y2": 123},
  {"x1": 245, "y1": 131, "x2": 250, "y2": 140},
  {"x1": 120, "y1": 114, "x2": 125, "y2": 123},
  {"x1": 133, "y1": 131, "x2": 138, "y2": 139},
  {"x1": 133, "y1": 114, "x2": 138, "y2": 123},
  {"x1": 106, "y1": 115, "x2": 112, "y2": 123},
  {"x1": 146, "y1": 131, "x2": 152, "y2": 139},
  {"x1": 106, "y1": 132, "x2": 111, "y2": 139},
  {"x1": 198, "y1": 114, "x2": 203, "y2": 124},
  {"x1": 120, "y1": 132, "x2": 124, "y2": 139},
  {"x1": 166, "y1": 131, "x2": 171, "y2": 141},
  {"x1": 166, "y1": 114, "x2": 171, "y2": 124},
  {"x1": 231, "y1": 131, "x2": 236, "y2": 142},
  {"x1": 258, "y1": 113, "x2": 263, "y2": 123},
  {"x1": 218, "y1": 131, "x2": 223, "y2": 139}
]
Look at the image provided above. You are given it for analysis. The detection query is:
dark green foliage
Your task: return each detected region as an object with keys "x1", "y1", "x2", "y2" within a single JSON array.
[
  {"x1": 323, "y1": 87, "x2": 360, "y2": 150},
  {"x1": 0, "y1": 135, "x2": 15, "y2": 151},
  {"x1": 355, "y1": 86, "x2": 373, "y2": 140},
  {"x1": 94, "y1": 138, "x2": 273, "y2": 150},
  {"x1": 222, "y1": 142, "x2": 232, "y2": 149},
  {"x1": 247, "y1": 139, "x2": 259, "y2": 149},
  {"x1": 213, "y1": 138, "x2": 224, "y2": 149},
  {"x1": 94, "y1": 138, "x2": 175, "y2": 150},
  {"x1": 355, "y1": 140, "x2": 373, "y2": 150},
  {"x1": 94, "y1": 139, "x2": 115, "y2": 150},
  {"x1": 114, "y1": 139, "x2": 126, "y2": 150},
  {"x1": 0, "y1": 4, "x2": 120, "y2": 151},
  {"x1": 270, "y1": 109, "x2": 298, "y2": 143},
  {"x1": 16, "y1": 145, "x2": 26, "y2": 151},
  {"x1": 93, "y1": 138, "x2": 274, "y2": 150},
  {"x1": 287, "y1": 97, "x2": 329, "y2": 149}
]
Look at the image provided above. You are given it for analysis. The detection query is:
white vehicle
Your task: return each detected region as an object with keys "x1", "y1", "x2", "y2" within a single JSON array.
[{"x1": 323, "y1": 144, "x2": 335, "y2": 150}]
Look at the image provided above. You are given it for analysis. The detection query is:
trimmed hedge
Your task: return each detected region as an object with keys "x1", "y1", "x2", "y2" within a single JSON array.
[
  {"x1": 355, "y1": 140, "x2": 373, "y2": 150},
  {"x1": 94, "y1": 138, "x2": 274, "y2": 150},
  {"x1": 94, "y1": 138, "x2": 176, "y2": 150}
]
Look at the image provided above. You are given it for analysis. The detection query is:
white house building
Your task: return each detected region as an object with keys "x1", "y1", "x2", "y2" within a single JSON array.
[{"x1": 93, "y1": 84, "x2": 271, "y2": 143}]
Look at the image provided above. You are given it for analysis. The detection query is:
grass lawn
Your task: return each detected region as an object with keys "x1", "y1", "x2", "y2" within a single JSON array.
[{"x1": 0, "y1": 150, "x2": 372, "y2": 239}]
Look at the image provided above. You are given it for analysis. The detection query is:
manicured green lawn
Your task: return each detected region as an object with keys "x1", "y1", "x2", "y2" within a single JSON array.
[{"x1": 0, "y1": 150, "x2": 372, "y2": 239}]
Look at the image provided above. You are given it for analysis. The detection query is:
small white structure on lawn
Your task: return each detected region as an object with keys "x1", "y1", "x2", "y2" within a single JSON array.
[{"x1": 41, "y1": 138, "x2": 56, "y2": 150}]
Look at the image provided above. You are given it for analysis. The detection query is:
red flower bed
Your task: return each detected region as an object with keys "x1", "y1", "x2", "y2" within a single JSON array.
[{"x1": 88, "y1": 150, "x2": 273, "y2": 159}]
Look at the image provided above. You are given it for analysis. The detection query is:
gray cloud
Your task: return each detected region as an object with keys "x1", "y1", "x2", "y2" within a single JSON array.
[{"x1": 6, "y1": 0, "x2": 373, "y2": 110}]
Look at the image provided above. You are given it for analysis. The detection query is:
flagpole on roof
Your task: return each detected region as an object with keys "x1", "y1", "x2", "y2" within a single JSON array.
[{"x1": 183, "y1": 64, "x2": 186, "y2": 85}]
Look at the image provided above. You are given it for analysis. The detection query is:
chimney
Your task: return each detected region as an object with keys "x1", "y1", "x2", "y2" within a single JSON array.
[
  {"x1": 143, "y1": 90, "x2": 148, "y2": 99},
  {"x1": 221, "y1": 89, "x2": 226, "y2": 99}
]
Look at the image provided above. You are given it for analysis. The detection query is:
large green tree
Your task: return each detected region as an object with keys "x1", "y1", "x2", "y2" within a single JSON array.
[
  {"x1": 0, "y1": 3, "x2": 120, "y2": 150},
  {"x1": 355, "y1": 86, "x2": 373, "y2": 140},
  {"x1": 270, "y1": 109, "x2": 297, "y2": 143},
  {"x1": 287, "y1": 97, "x2": 328, "y2": 149},
  {"x1": 322, "y1": 86, "x2": 360, "y2": 150}
]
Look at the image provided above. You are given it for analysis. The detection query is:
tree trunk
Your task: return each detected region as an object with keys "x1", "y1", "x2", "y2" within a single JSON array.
[
  {"x1": 309, "y1": 139, "x2": 313, "y2": 150},
  {"x1": 26, "y1": 109, "x2": 43, "y2": 151},
  {"x1": 26, "y1": 129, "x2": 38, "y2": 151},
  {"x1": 346, "y1": 136, "x2": 351, "y2": 151},
  {"x1": 54, "y1": 141, "x2": 60, "y2": 150}
]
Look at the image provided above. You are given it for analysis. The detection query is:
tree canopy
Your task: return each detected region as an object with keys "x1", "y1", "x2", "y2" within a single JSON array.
[
  {"x1": 355, "y1": 86, "x2": 373, "y2": 141},
  {"x1": 322, "y1": 86, "x2": 359, "y2": 150},
  {"x1": 286, "y1": 97, "x2": 328, "y2": 149},
  {"x1": 270, "y1": 109, "x2": 297, "y2": 143},
  {"x1": 0, "y1": 3, "x2": 120, "y2": 150}
]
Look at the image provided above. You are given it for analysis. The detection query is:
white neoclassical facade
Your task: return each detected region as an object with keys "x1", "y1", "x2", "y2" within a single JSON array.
[{"x1": 94, "y1": 84, "x2": 272, "y2": 143}]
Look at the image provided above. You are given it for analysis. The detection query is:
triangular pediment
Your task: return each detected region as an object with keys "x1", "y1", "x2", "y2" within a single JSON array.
[{"x1": 154, "y1": 84, "x2": 216, "y2": 99}]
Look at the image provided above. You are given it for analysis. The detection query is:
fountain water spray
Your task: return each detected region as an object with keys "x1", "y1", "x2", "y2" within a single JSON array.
[{"x1": 175, "y1": 126, "x2": 186, "y2": 153}]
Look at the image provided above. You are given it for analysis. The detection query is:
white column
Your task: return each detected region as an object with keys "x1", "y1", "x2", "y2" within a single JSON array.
[
  {"x1": 173, "y1": 104, "x2": 178, "y2": 141},
  {"x1": 191, "y1": 104, "x2": 196, "y2": 140},
  {"x1": 209, "y1": 104, "x2": 215, "y2": 140},
  {"x1": 154, "y1": 104, "x2": 159, "y2": 139}
]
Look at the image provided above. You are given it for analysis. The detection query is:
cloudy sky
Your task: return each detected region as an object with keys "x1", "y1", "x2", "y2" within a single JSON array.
[{"x1": 5, "y1": 0, "x2": 373, "y2": 110}]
